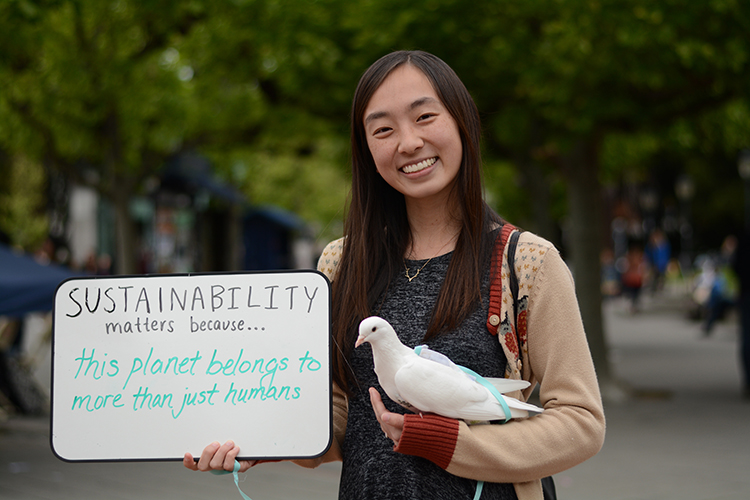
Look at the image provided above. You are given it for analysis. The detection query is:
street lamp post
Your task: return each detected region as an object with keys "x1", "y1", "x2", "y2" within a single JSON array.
[{"x1": 739, "y1": 149, "x2": 750, "y2": 234}]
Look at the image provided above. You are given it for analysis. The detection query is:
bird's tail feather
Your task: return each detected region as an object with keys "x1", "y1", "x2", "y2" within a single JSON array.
[
  {"x1": 503, "y1": 396, "x2": 544, "y2": 413},
  {"x1": 484, "y1": 377, "x2": 530, "y2": 394}
]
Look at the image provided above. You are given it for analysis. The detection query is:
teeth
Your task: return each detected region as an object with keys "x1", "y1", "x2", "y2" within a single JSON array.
[{"x1": 402, "y1": 157, "x2": 437, "y2": 174}]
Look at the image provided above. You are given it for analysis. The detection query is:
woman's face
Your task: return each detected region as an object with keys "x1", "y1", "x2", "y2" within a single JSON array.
[{"x1": 363, "y1": 65, "x2": 462, "y2": 205}]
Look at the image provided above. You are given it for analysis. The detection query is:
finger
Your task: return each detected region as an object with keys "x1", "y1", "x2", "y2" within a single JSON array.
[
  {"x1": 197, "y1": 441, "x2": 221, "y2": 471},
  {"x1": 183, "y1": 453, "x2": 198, "y2": 471},
  {"x1": 224, "y1": 441, "x2": 240, "y2": 471},
  {"x1": 369, "y1": 388, "x2": 387, "y2": 420},
  {"x1": 382, "y1": 412, "x2": 405, "y2": 441},
  {"x1": 370, "y1": 388, "x2": 399, "y2": 430},
  {"x1": 210, "y1": 440, "x2": 237, "y2": 470},
  {"x1": 238, "y1": 460, "x2": 257, "y2": 473},
  {"x1": 382, "y1": 411, "x2": 404, "y2": 428},
  {"x1": 369, "y1": 388, "x2": 404, "y2": 443},
  {"x1": 369, "y1": 388, "x2": 390, "y2": 436}
]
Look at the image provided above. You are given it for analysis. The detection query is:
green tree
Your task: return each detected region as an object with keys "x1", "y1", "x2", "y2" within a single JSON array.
[
  {"x1": 0, "y1": 0, "x2": 356, "y2": 270},
  {"x1": 333, "y1": 0, "x2": 750, "y2": 391},
  {"x1": 3, "y1": 0, "x2": 749, "y2": 394},
  {"x1": 1, "y1": 0, "x2": 215, "y2": 272},
  {"x1": 0, "y1": 154, "x2": 49, "y2": 249}
]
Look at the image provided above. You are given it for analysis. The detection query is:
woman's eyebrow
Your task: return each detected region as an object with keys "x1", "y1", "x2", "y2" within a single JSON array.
[
  {"x1": 365, "y1": 111, "x2": 388, "y2": 124},
  {"x1": 410, "y1": 96, "x2": 439, "y2": 110},
  {"x1": 364, "y1": 97, "x2": 440, "y2": 125}
]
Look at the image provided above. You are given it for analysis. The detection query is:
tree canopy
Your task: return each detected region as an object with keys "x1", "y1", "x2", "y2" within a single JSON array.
[{"x1": 2, "y1": 0, "x2": 749, "y2": 388}]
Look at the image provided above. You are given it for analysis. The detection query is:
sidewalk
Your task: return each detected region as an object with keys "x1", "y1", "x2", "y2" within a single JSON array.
[
  {"x1": 2, "y1": 289, "x2": 749, "y2": 499},
  {"x1": 560, "y1": 290, "x2": 750, "y2": 500}
]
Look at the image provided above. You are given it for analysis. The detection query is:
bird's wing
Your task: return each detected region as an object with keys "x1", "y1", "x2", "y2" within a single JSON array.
[
  {"x1": 394, "y1": 357, "x2": 490, "y2": 416},
  {"x1": 394, "y1": 358, "x2": 544, "y2": 420},
  {"x1": 415, "y1": 345, "x2": 463, "y2": 372},
  {"x1": 416, "y1": 346, "x2": 531, "y2": 394}
]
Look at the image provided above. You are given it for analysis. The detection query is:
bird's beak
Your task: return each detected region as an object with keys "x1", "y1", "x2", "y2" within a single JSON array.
[{"x1": 355, "y1": 334, "x2": 366, "y2": 348}]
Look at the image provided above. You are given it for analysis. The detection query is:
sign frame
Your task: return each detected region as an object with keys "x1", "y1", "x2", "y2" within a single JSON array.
[{"x1": 50, "y1": 270, "x2": 332, "y2": 463}]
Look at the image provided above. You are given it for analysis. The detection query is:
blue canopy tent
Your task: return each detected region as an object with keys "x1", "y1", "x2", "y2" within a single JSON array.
[
  {"x1": 0, "y1": 244, "x2": 79, "y2": 415},
  {"x1": 0, "y1": 244, "x2": 79, "y2": 318},
  {"x1": 243, "y1": 205, "x2": 307, "y2": 270}
]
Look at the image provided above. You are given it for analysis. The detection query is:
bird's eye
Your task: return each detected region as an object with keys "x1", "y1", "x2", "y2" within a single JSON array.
[{"x1": 371, "y1": 327, "x2": 377, "y2": 332}]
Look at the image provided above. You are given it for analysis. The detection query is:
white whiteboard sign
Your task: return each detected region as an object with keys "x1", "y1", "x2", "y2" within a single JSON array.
[{"x1": 51, "y1": 271, "x2": 331, "y2": 462}]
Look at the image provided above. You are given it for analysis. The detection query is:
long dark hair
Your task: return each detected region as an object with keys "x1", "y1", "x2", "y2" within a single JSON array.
[{"x1": 332, "y1": 50, "x2": 503, "y2": 394}]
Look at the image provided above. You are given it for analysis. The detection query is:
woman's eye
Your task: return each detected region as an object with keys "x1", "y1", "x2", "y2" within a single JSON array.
[
  {"x1": 373, "y1": 127, "x2": 391, "y2": 135},
  {"x1": 417, "y1": 113, "x2": 435, "y2": 122}
]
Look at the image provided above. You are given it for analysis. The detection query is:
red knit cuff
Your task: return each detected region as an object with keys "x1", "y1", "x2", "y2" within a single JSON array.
[{"x1": 393, "y1": 413, "x2": 459, "y2": 469}]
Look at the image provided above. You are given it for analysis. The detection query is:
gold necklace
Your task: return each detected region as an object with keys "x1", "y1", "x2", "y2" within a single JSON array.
[
  {"x1": 404, "y1": 257, "x2": 435, "y2": 282},
  {"x1": 403, "y1": 236, "x2": 457, "y2": 282}
]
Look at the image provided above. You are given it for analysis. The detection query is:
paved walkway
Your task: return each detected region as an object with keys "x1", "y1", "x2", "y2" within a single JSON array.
[
  {"x1": 1, "y1": 289, "x2": 748, "y2": 499},
  {"x1": 561, "y1": 292, "x2": 750, "y2": 500}
]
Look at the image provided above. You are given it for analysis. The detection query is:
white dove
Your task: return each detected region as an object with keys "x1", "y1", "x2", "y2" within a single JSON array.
[{"x1": 356, "y1": 316, "x2": 543, "y2": 422}]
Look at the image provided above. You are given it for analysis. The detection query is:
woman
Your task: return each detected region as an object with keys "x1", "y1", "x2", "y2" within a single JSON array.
[{"x1": 185, "y1": 50, "x2": 605, "y2": 500}]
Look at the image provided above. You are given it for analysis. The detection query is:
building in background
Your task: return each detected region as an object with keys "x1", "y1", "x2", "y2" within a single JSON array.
[{"x1": 65, "y1": 152, "x2": 313, "y2": 275}]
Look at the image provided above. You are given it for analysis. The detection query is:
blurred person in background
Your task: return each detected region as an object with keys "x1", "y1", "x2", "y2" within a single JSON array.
[
  {"x1": 694, "y1": 236, "x2": 739, "y2": 335},
  {"x1": 645, "y1": 229, "x2": 671, "y2": 293},
  {"x1": 600, "y1": 248, "x2": 620, "y2": 298},
  {"x1": 620, "y1": 244, "x2": 647, "y2": 313}
]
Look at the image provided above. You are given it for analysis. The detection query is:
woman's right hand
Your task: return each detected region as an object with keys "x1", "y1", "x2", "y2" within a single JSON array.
[{"x1": 183, "y1": 440, "x2": 257, "y2": 473}]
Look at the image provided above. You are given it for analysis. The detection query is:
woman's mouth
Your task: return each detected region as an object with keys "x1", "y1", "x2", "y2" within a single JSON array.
[{"x1": 401, "y1": 157, "x2": 437, "y2": 174}]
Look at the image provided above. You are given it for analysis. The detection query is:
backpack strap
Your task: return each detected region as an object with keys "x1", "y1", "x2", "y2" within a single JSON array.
[
  {"x1": 486, "y1": 224, "x2": 517, "y2": 335},
  {"x1": 507, "y1": 230, "x2": 522, "y2": 350}
]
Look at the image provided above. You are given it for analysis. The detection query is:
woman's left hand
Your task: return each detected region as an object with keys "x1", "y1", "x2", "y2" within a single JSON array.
[
  {"x1": 182, "y1": 441, "x2": 257, "y2": 473},
  {"x1": 369, "y1": 387, "x2": 405, "y2": 445}
]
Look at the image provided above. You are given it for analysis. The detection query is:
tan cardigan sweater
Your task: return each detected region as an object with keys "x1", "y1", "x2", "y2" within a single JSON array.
[{"x1": 309, "y1": 231, "x2": 605, "y2": 500}]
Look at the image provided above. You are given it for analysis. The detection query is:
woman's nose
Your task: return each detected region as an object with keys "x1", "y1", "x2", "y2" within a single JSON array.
[{"x1": 397, "y1": 126, "x2": 424, "y2": 155}]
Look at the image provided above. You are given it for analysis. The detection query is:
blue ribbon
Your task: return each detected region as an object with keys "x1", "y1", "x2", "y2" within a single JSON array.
[
  {"x1": 456, "y1": 365, "x2": 513, "y2": 424},
  {"x1": 473, "y1": 479, "x2": 485, "y2": 500},
  {"x1": 211, "y1": 460, "x2": 252, "y2": 500}
]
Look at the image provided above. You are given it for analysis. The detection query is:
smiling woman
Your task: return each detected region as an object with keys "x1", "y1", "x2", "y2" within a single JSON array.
[{"x1": 186, "y1": 51, "x2": 604, "y2": 500}]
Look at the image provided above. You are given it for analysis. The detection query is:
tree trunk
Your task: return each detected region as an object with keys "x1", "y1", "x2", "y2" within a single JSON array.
[
  {"x1": 562, "y1": 138, "x2": 620, "y2": 398},
  {"x1": 520, "y1": 160, "x2": 559, "y2": 246},
  {"x1": 519, "y1": 118, "x2": 560, "y2": 246},
  {"x1": 112, "y1": 187, "x2": 138, "y2": 275},
  {"x1": 102, "y1": 109, "x2": 140, "y2": 276}
]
